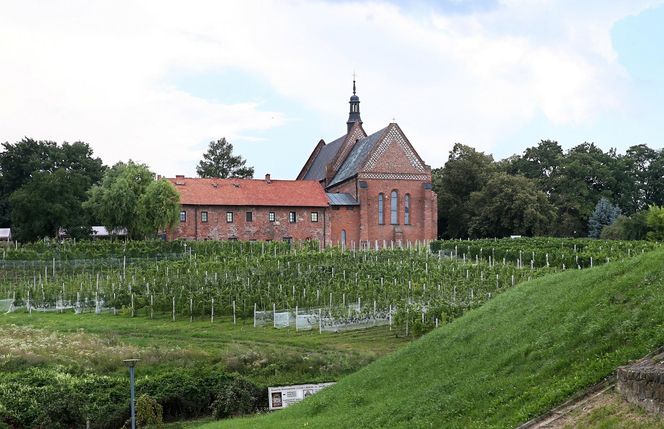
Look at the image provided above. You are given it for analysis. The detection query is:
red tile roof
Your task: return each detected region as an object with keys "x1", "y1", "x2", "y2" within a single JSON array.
[{"x1": 169, "y1": 177, "x2": 329, "y2": 207}]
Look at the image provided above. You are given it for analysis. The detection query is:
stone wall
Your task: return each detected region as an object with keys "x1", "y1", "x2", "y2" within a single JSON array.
[{"x1": 616, "y1": 352, "x2": 664, "y2": 416}]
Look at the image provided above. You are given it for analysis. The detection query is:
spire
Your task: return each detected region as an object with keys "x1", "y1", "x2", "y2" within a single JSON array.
[{"x1": 347, "y1": 75, "x2": 362, "y2": 133}]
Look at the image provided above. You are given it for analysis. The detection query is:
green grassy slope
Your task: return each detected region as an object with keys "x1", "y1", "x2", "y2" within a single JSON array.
[{"x1": 202, "y1": 248, "x2": 664, "y2": 429}]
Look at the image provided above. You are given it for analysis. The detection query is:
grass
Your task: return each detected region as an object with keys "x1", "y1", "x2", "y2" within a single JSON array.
[
  {"x1": 197, "y1": 247, "x2": 664, "y2": 428},
  {"x1": 0, "y1": 312, "x2": 407, "y2": 385}
]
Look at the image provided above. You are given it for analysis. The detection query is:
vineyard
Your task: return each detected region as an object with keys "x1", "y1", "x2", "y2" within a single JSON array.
[{"x1": 1, "y1": 238, "x2": 660, "y2": 336}]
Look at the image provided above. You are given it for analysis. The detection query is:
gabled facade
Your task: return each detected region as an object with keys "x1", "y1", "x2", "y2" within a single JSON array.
[{"x1": 297, "y1": 81, "x2": 438, "y2": 247}]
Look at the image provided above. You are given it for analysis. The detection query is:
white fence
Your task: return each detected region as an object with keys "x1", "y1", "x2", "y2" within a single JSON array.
[{"x1": 254, "y1": 304, "x2": 393, "y2": 333}]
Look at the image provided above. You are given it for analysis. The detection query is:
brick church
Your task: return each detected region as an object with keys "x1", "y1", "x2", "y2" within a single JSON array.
[{"x1": 170, "y1": 81, "x2": 437, "y2": 247}]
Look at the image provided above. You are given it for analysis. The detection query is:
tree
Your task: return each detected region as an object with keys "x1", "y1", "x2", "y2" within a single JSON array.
[
  {"x1": 467, "y1": 174, "x2": 556, "y2": 238},
  {"x1": 434, "y1": 144, "x2": 495, "y2": 238},
  {"x1": 587, "y1": 198, "x2": 621, "y2": 238},
  {"x1": 196, "y1": 138, "x2": 254, "y2": 179},
  {"x1": 646, "y1": 205, "x2": 664, "y2": 241},
  {"x1": 0, "y1": 139, "x2": 104, "y2": 240},
  {"x1": 549, "y1": 143, "x2": 620, "y2": 236},
  {"x1": 136, "y1": 179, "x2": 180, "y2": 237},
  {"x1": 0, "y1": 139, "x2": 104, "y2": 228},
  {"x1": 84, "y1": 161, "x2": 177, "y2": 239},
  {"x1": 600, "y1": 212, "x2": 648, "y2": 240},
  {"x1": 9, "y1": 170, "x2": 93, "y2": 241},
  {"x1": 504, "y1": 140, "x2": 563, "y2": 195}
]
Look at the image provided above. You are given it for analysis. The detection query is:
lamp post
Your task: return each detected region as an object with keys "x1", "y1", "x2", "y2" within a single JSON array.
[{"x1": 123, "y1": 359, "x2": 140, "y2": 429}]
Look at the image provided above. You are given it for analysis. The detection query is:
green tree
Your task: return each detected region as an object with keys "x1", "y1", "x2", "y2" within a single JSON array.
[
  {"x1": 646, "y1": 205, "x2": 664, "y2": 241},
  {"x1": 0, "y1": 139, "x2": 104, "y2": 240},
  {"x1": 196, "y1": 138, "x2": 254, "y2": 178},
  {"x1": 9, "y1": 170, "x2": 93, "y2": 241},
  {"x1": 0, "y1": 139, "x2": 103, "y2": 229},
  {"x1": 599, "y1": 212, "x2": 648, "y2": 240},
  {"x1": 550, "y1": 143, "x2": 620, "y2": 236},
  {"x1": 623, "y1": 144, "x2": 658, "y2": 212},
  {"x1": 84, "y1": 161, "x2": 175, "y2": 239},
  {"x1": 434, "y1": 144, "x2": 495, "y2": 238},
  {"x1": 587, "y1": 197, "x2": 621, "y2": 238},
  {"x1": 136, "y1": 179, "x2": 180, "y2": 237},
  {"x1": 504, "y1": 139, "x2": 563, "y2": 195},
  {"x1": 467, "y1": 174, "x2": 556, "y2": 238}
]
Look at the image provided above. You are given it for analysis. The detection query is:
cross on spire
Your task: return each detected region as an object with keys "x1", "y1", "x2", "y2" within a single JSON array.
[{"x1": 352, "y1": 72, "x2": 357, "y2": 95}]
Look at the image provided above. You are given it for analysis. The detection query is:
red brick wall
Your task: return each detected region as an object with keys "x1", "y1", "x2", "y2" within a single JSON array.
[
  {"x1": 171, "y1": 205, "x2": 326, "y2": 243},
  {"x1": 327, "y1": 180, "x2": 357, "y2": 200},
  {"x1": 328, "y1": 205, "x2": 361, "y2": 248},
  {"x1": 359, "y1": 178, "x2": 437, "y2": 246}
]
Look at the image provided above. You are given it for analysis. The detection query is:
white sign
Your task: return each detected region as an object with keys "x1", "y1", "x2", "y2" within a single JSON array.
[{"x1": 268, "y1": 382, "x2": 335, "y2": 410}]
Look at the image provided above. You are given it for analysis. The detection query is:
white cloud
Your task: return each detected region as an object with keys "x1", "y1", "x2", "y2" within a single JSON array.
[{"x1": 0, "y1": 0, "x2": 661, "y2": 175}]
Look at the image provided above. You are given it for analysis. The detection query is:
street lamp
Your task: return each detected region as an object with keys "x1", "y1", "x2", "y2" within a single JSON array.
[{"x1": 123, "y1": 359, "x2": 140, "y2": 429}]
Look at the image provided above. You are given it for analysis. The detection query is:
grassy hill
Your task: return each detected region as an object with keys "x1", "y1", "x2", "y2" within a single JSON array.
[{"x1": 201, "y1": 247, "x2": 664, "y2": 428}]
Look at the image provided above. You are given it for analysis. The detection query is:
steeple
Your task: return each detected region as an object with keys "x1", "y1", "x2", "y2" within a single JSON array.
[{"x1": 346, "y1": 76, "x2": 362, "y2": 133}]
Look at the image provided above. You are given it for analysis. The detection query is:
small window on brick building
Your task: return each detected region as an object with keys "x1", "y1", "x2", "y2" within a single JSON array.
[
  {"x1": 201, "y1": 211, "x2": 208, "y2": 223},
  {"x1": 269, "y1": 211, "x2": 275, "y2": 222},
  {"x1": 311, "y1": 212, "x2": 319, "y2": 222},
  {"x1": 289, "y1": 211, "x2": 297, "y2": 223},
  {"x1": 378, "y1": 193, "x2": 384, "y2": 225},
  {"x1": 180, "y1": 210, "x2": 186, "y2": 222},
  {"x1": 246, "y1": 211, "x2": 253, "y2": 222},
  {"x1": 404, "y1": 194, "x2": 410, "y2": 225},
  {"x1": 226, "y1": 212, "x2": 234, "y2": 223}
]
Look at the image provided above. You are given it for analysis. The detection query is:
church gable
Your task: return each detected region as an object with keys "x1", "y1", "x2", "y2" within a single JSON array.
[{"x1": 361, "y1": 123, "x2": 428, "y2": 176}]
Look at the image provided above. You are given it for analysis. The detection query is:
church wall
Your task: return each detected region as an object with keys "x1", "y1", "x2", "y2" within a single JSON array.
[
  {"x1": 357, "y1": 178, "x2": 437, "y2": 245},
  {"x1": 172, "y1": 205, "x2": 326, "y2": 244}
]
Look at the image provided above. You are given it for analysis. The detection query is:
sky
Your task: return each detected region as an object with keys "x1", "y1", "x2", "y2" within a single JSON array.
[{"x1": 1, "y1": 0, "x2": 663, "y2": 179}]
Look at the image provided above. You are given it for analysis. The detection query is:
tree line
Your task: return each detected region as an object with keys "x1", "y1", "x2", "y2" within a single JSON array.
[{"x1": 433, "y1": 141, "x2": 664, "y2": 240}]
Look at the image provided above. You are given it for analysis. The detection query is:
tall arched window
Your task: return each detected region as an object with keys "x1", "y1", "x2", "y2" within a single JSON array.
[
  {"x1": 378, "y1": 193, "x2": 384, "y2": 225},
  {"x1": 404, "y1": 193, "x2": 410, "y2": 225},
  {"x1": 390, "y1": 190, "x2": 398, "y2": 224},
  {"x1": 341, "y1": 229, "x2": 347, "y2": 246}
]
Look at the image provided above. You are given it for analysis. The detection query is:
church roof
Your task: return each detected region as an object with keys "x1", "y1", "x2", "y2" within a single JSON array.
[
  {"x1": 170, "y1": 177, "x2": 329, "y2": 207},
  {"x1": 328, "y1": 126, "x2": 389, "y2": 187},
  {"x1": 301, "y1": 134, "x2": 346, "y2": 181}
]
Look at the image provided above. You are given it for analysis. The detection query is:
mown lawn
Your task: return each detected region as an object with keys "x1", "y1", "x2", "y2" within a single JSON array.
[{"x1": 199, "y1": 248, "x2": 664, "y2": 428}]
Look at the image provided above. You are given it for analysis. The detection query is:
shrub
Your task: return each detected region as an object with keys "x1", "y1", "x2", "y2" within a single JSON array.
[
  {"x1": 211, "y1": 378, "x2": 266, "y2": 419},
  {"x1": 138, "y1": 368, "x2": 232, "y2": 420},
  {"x1": 136, "y1": 394, "x2": 163, "y2": 428}
]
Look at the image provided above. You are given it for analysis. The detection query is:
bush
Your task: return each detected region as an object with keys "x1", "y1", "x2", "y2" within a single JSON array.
[
  {"x1": 138, "y1": 368, "x2": 232, "y2": 420},
  {"x1": 211, "y1": 378, "x2": 266, "y2": 419},
  {"x1": 137, "y1": 394, "x2": 163, "y2": 428},
  {"x1": 646, "y1": 205, "x2": 664, "y2": 241}
]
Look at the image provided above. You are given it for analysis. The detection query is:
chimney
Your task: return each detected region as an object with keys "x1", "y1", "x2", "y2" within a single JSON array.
[
  {"x1": 176, "y1": 174, "x2": 184, "y2": 179},
  {"x1": 265, "y1": 173, "x2": 271, "y2": 184}
]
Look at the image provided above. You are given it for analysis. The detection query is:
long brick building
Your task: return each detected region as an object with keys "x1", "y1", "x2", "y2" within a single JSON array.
[{"x1": 170, "y1": 81, "x2": 437, "y2": 247}]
